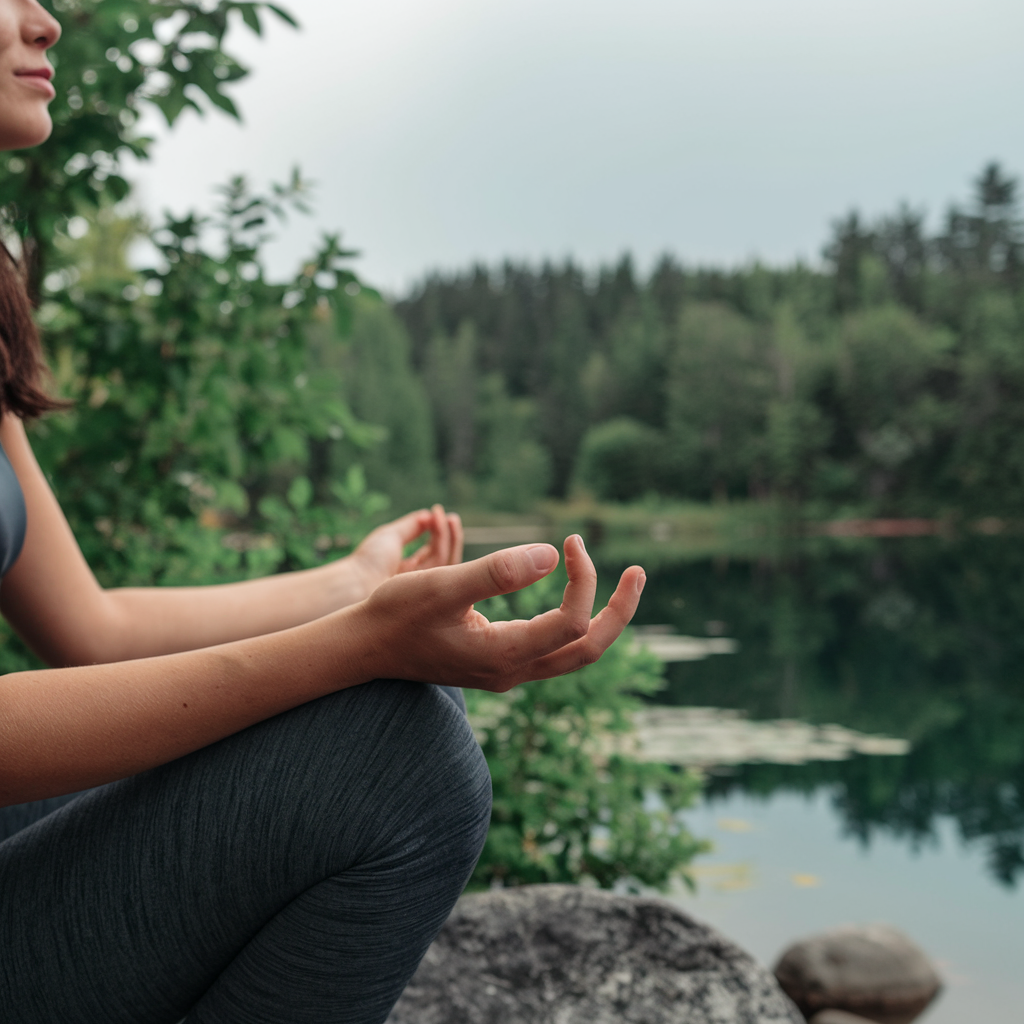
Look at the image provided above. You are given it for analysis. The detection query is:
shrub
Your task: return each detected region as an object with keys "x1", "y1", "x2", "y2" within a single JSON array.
[
  {"x1": 575, "y1": 416, "x2": 666, "y2": 502},
  {"x1": 470, "y1": 575, "x2": 707, "y2": 890}
]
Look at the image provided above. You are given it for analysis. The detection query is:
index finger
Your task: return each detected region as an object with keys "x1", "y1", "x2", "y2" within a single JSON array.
[{"x1": 390, "y1": 509, "x2": 435, "y2": 545}]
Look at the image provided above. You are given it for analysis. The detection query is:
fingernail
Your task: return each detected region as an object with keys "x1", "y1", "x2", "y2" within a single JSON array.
[
  {"x1": 528, "y1": 545, "x2": 558, "y2": 572},
  {"x1": 636, "y1": 572, "x2": 646, "y2": 594}
]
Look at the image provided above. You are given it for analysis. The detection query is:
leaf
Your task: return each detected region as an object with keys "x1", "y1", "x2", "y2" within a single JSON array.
[
  {"x1": 206, "y1": 88, "x2": 241, "y2": 120},
  {"x1": 266, "y1": 4, "x2": 300, "y2": 28},
  {"x1": 286, "y1": 475, "x2": 313, "y2": 511},
  {"x1": 238, "y1": 4, "x2": 263, "y2": 35}
]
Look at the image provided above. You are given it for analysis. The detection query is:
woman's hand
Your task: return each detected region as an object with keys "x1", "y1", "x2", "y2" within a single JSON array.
[
  {"x1": 347, "y1": 505, "x2": 464, "y2": 598},
  {"x1": 351, "y1": 534, "x2": 645, "y2": 692}
]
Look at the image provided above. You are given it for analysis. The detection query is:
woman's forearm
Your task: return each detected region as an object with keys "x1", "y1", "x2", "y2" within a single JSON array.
[
  {"x1": 0, "y1": 419, "x2": 462, "y2": 668},
  {"x1": 100, "y1": 554, "x2": 376, "y2": 662},
  {"x1": 0, "y1": 603, "x2": 374, "y2": 807},
  {"x1": 0, "y1": 415, "x2": 393, "y2": 668},
  {"x1": 91, "y1": 506, "x2": 459, "y2": 664}
]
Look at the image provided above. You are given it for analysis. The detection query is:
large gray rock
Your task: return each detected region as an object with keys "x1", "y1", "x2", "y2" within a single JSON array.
[
  {"x1": 774, "y1": 925, "x2": 942, "y2": 1024},
  {"x1": 388, "y1": 884, "x2": 803, "y2": 1024}
]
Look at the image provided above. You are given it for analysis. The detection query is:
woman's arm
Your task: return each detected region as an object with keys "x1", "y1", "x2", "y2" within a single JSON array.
[
  {"x1": 0, "y1": 415, "x2": 462, "y2": 666},
  {"x1": 90, "y1": 505, "x2": 462, "y2": 661},
  {"x1": 0, "y1": 535, "x2": 645, "y2": 806}
]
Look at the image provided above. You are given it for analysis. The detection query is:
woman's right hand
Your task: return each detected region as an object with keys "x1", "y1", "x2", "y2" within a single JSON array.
[{"x1": 348, "y1": 534, "x2": 645, "y2": 692}]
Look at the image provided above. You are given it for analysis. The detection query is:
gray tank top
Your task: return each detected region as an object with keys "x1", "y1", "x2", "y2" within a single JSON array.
[{"x1": 0, "y1": 439, "x2": 26, "y2": 577}]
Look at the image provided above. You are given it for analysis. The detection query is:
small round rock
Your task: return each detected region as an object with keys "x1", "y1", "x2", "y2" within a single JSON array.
[
  {"x1": 774, "y1": 924, "x2": 942, "y2": 1024},
  {"x1": 810, "y1": 1011, "x2": 885, "y2": 1024}
]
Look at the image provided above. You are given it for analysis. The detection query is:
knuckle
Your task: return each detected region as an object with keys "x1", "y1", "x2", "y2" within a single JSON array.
[
  {"x1": 479, "y1": 663, "x2": 516, "y2": 693},
  {"x1": 574, "y1": 642, "x2": 600, "y2": 670},
  {"x1": 494, "y1": 645, "x2": 521, "y2": 680},
  {"x1": 488, "y1": 552, "x2": 518, "y2": 593},
  {"x1": 564, "y1": 616, "x2": 589, "y2": 642}
]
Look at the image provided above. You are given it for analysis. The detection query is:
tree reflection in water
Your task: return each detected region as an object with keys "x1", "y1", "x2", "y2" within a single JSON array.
[{"x1": 606, "y1": 536, "x2": 1024, "y2": 887}]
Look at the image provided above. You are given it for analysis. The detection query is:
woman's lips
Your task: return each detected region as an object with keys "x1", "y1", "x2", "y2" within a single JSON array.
[{"x1": 14, "y1": 68, "x2": 56, "y2": 100}]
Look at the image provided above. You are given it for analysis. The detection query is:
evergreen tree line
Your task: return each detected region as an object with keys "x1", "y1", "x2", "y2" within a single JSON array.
[{"x1": 343, "y1": 163, "x2": 1024, "y2": 515}]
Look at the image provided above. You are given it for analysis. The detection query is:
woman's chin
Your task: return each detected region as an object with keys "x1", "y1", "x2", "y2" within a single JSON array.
[{"x1": 0, "y1": 111, "x2": 53, "y2": 152}]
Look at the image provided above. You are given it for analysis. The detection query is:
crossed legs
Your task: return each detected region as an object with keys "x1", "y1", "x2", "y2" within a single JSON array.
[{"x1": 0, "y1": 679, "x2": 491, "y2": 1024}]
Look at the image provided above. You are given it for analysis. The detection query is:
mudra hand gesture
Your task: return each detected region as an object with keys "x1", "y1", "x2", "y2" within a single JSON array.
[
  {"x1": 348, "y1": 504, "x2": 465, "y2": 590},
  {"x1": 358, "y1": 531, "x2": 644, "y2": 691}
]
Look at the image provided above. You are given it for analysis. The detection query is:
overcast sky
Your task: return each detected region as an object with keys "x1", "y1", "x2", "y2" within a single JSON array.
[{"x1": 129, "y1": 0, "x2": 1024, "y2": 294}]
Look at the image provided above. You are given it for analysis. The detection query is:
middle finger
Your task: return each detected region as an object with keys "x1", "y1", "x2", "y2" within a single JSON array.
[
  {"x1": 485, "y1": 535, "x2": 598, "y2": 661},
  {"x1": 523, "y1": 564, "x2": 646, "y2": 680},
  {"x1": 449, "y1": 512, "x2": 464, "y2": 564}
]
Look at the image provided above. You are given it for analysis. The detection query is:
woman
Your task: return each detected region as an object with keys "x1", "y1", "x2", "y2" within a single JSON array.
[{"x1": 0, "y1": 2, "x2": 645, "y2": 1022}]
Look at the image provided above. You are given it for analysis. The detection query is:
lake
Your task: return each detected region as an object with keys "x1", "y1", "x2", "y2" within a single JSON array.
[{"x1": 599, "y1": 533, "x2": 1024, "y2": 1024}]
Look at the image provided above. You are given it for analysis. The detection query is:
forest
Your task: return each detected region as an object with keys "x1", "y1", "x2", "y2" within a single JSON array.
[{"x1": 355, "y1": 162, "x2": 1023, "y2": 517}]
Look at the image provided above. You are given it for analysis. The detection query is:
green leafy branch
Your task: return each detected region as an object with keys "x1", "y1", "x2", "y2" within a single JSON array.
[{"x1": 469, "y1": 575, "x2": 708, "y2": 891}]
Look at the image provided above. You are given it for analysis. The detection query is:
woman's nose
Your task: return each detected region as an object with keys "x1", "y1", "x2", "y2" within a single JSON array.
[{"x1": 22, "y1": 0, "x2": 62, "y2": 50}]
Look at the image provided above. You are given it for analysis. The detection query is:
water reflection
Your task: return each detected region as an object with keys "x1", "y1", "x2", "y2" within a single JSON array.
[
  {"x1": 628, "y1": 707, "x2": 909, "y2": 767},
  {"x1": 602, "y1": 536, "x2": 1024, "y2": 888}
]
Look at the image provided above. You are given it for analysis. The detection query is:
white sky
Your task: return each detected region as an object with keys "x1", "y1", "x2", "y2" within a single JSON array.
[{"x1": 129, "y1": 0, "x2": 1024, "y2": 294}]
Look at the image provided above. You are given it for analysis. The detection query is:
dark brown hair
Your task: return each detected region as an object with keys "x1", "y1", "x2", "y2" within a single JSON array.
[{"x1": 0, "y1": 239, "x2": 67, "y2": 419}]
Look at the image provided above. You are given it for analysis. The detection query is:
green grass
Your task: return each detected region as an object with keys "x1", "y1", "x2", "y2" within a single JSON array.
[{"x1": 540, "y1": 497, "x2": 792, "y2": 563}]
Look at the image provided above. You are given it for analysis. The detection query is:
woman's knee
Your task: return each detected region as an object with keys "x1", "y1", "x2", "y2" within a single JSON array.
[
  {"x1": 108, "y1": 678, "x2": 492, "y2": 896},
  {"x1": 344, "y1": 679, "x2": 491, "y2": 845},
  {"x1": 287, "y1": 680, "x2": 492, "y2": 867},
  {"x1": 396, "y1": 681, "x2": 491, "y2": 850}
]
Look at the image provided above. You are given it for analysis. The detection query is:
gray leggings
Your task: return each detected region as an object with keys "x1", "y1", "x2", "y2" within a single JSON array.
[{"x1": 0, "y1": 679, "x2": 492, "y2": 1024}]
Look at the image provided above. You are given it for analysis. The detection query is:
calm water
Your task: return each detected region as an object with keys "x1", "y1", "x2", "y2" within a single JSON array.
[{"x1": 599, "y1": 534, "x2": 1024, "y2": 1022}]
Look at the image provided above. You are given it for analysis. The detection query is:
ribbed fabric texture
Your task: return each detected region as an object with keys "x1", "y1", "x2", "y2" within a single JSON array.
[{"x1": 0, "y1": 680, "x2": 491, "y2": 1024}]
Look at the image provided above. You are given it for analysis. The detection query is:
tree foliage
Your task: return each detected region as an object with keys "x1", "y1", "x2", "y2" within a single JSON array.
[
  {"x1": 396, "y1": 163, "x2": 1024, "y2": 516},
  {"x1": 1, "y1": 0, "x2": 296, "y2": 293},
  {"x1": 0, "y1": 3, "x2": 395, "y2": 679},
  {"x1": 0, "y1": 176, "x2": 383, "y2": 679}
]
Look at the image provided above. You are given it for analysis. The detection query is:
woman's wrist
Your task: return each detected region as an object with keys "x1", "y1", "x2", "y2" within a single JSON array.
[
  {"x1": 335, "y1": 550, "x2": 388, "y2": 604},
  {"x1": 306, "y1": 551, "x2": 384, "y2": 613},
  {"x1": 321, "y1": 597, "x2": 391, "y2": 686}
]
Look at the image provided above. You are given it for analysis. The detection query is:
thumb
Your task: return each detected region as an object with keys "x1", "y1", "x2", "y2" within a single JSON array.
[{"x1": 436, "y1": 544, "x2": 559, "y2": 608}]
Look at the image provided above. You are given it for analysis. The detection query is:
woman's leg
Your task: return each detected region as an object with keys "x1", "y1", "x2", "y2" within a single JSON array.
[
  {"x1": 0, "y1": 791, "x2": 83, "y2": 842},
  {"x1": 0, "y1": 679, "x2": 490, "y2": 1024}
]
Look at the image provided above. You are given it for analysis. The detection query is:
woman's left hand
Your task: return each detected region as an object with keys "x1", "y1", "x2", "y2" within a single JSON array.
[{"x1": 347, "y1": 505, "x2": 464, "y2": 597}]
